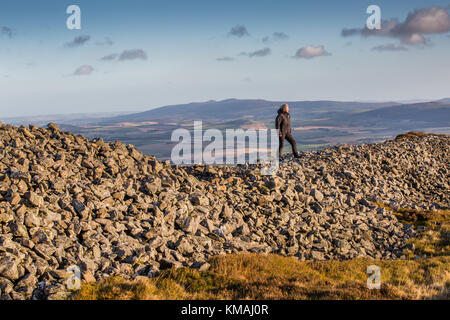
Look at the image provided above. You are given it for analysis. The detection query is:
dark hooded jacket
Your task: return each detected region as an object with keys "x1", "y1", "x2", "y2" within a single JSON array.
[{"x1": 275, "y1": 107, "x2": 292, "y2": 137}]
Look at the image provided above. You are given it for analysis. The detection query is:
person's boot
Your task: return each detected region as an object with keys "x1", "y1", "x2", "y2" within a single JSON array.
[{"x1": 293, "y1": 152, "x2": 301, "y2": 159}]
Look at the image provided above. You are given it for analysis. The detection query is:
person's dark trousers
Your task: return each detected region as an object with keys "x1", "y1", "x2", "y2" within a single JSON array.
[{"x1": 279, "y1": 133, "x2": 299, "y2": 158}]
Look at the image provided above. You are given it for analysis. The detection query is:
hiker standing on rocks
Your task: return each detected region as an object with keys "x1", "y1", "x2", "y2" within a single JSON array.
[{"x1": 275, "y1": 104, "x2": 300, "y2": 160}]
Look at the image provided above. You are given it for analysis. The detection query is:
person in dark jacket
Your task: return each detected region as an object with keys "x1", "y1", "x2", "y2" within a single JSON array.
[{"x1": 275, "y1": 104, "x2": 300, "y2": 159}]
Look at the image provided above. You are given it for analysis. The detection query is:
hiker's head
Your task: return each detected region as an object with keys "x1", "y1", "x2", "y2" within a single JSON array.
[{"x1": 281, "y1": 104, "x2": 289, "y2": 113}]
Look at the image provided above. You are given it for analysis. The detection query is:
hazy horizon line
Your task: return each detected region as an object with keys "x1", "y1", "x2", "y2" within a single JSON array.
[{"x1": 2, "y1": 96, "x2": 449, "y2": 120}]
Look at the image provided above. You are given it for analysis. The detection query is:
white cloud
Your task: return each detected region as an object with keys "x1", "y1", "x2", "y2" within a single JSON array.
[
  {"x1": 73, "y1": 65, "x2": 94, "y2": 76},
  {"x1": 293, "y1": 45, "x2": 331, "y2": 59},
  {"x1": 400, "y1": 6, "x2": 450, "y2": 35},
  {"x1": 342, "y1": 6, "x2": 450, "y2": 46},
  {"x1": 402, "y1": 33, "x2": 428, "y2": 45}
]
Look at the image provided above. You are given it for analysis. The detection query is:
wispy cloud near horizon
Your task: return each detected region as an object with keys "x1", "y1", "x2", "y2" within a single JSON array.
[
  {"x1": 96, "y1": 37, "x2": 114, "y2": 46},
  {"x1": 119, "y1": 49, "x2": 147, "y2": 61},
  {"x1": 216, "y1": 56, "x2": 236, "y2": 62},
  {"x1": 1, "y1": 26, "x2": 16, "y2": 39},
  {"x1": 228, "y1": 25, "x2": 250, "y2": 38},
  {"x1": 247, "y1": 47, "x2": 271, "y2": 57},
  {"x1": 100, "y1": 49, "x2": 148, "y2": 61},
  {"x1": 101, "y1": 53, "x2": 119, "y2": 61},
  {"x1": 263, "y1": 32, "x2": 289, "y2": 43},
  {"x1": 65, "y1": 35, "x2": 91, "y2": 48},
  {"x1": 371, "y1": 43, "x2": 409, "y2": 52},
  {"x1": 73, "y1": 65, "x2": 94, "y2": 76}
]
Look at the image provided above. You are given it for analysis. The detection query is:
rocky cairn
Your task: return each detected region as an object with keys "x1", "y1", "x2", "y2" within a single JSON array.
[{"x1": 0, "y1": 122, "x2": 448, "y2": 299}]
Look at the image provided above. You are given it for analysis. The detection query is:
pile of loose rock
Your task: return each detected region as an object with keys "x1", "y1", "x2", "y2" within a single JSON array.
[{"x1": 0, "y1": 123, "x2": 448, "y2": 299}]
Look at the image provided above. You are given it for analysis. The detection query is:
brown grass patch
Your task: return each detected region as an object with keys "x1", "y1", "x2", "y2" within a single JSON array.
[{"x1": 71, "y1": 253, "x2": 449, "y2": 300}]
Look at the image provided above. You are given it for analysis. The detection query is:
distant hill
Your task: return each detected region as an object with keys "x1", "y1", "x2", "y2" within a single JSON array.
[
  {"x1": 340, "y1": 102, "x2": 450, "y2": 128},
  {"x1": 96, "y1": 99, "x2": 450, "y2": 133},
  {"x1": 2, "y1": 111, "x2": 135, "y2": 127},
  {"x1": 99, "y1": 99, "x2": 399, "y2": 124},
  {"x1": 2, "y1": 98, "x2": 448, "y2": 161}
]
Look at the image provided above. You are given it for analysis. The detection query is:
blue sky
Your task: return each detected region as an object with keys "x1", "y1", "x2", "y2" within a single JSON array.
[{"x1": 1, "y1": 0, "x2": 450, "y2": 117}]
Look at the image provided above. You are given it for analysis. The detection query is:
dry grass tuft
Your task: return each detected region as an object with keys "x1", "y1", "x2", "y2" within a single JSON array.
[{"x1": 71, "y1": 254, "x2": 449, "y2": 300}]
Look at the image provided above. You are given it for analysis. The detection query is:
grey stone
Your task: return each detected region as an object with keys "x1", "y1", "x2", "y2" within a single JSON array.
[{"x1": 0, "y1": 257, "x2": 19, "y2": 281}]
